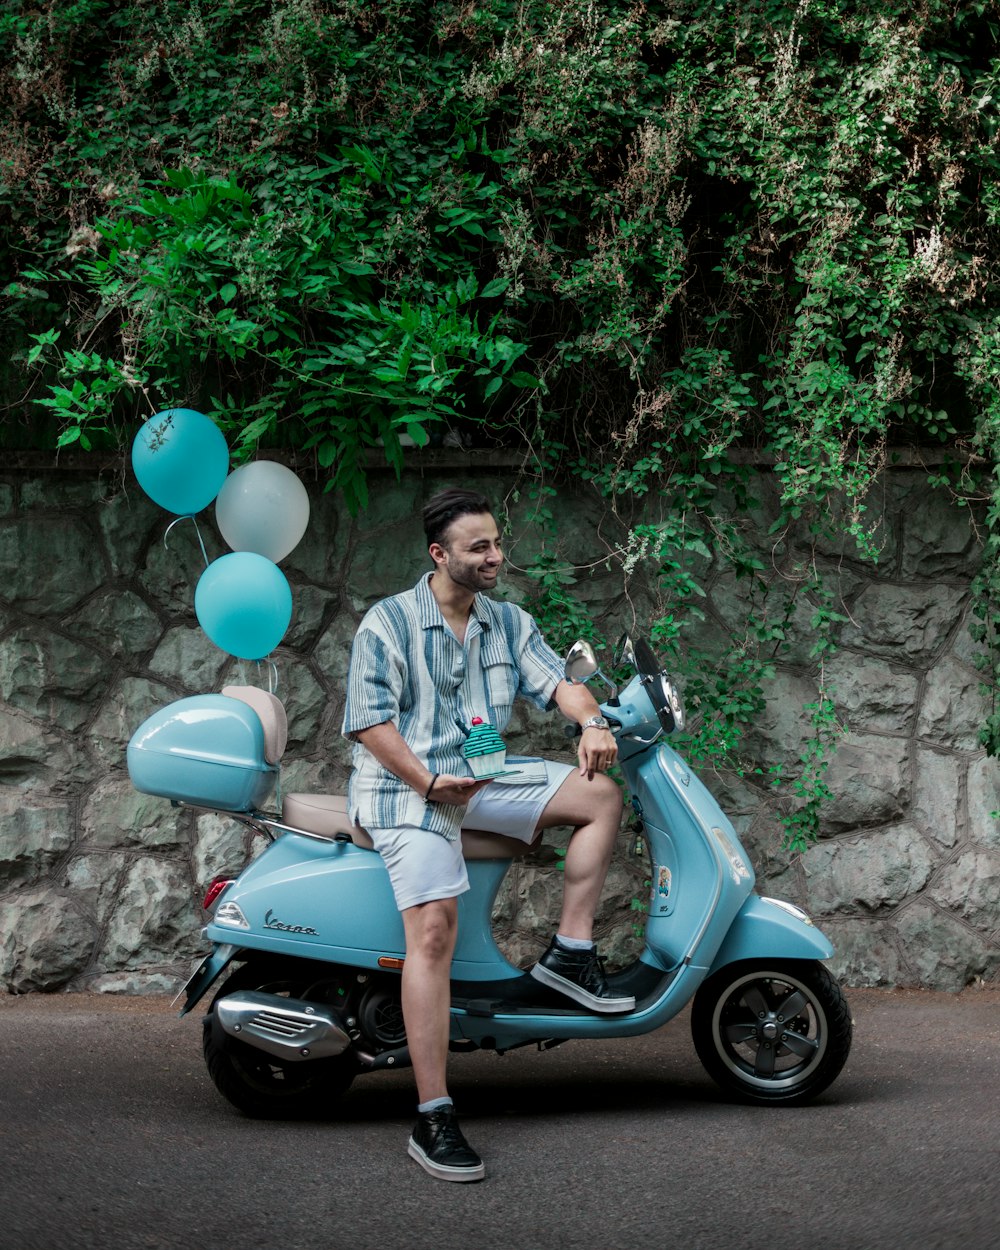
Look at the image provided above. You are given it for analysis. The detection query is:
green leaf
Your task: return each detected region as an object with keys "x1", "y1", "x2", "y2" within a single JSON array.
[{"x1": 404, "y1": 422, "x2": 430, "y2": 447}]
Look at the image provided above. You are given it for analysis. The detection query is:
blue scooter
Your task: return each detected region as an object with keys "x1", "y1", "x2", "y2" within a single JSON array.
[{"x1": 127, "y1": 635, "x2": 852, "y2": 1117}]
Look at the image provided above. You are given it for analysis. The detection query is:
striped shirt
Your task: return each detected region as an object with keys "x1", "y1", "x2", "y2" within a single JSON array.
[{"x1": 342, "y1": 572, "x2": 565, "y2": 839}]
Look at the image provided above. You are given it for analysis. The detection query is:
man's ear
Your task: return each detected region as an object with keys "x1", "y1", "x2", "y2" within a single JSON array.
[{"x1": 429, "y1": 542, "x2": 447, "y2": 567}]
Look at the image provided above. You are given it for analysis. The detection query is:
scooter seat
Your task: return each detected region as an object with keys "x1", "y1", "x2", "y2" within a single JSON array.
[{"x1": 281, "y1": 793, "x2": 537, "y2": 860}]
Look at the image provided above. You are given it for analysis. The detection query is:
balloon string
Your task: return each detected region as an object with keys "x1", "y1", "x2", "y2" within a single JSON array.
[
  {"x1": 253, "y1": 658, "x2": 279, "y2": 694},
  {"x1": 162, "y1": 516, "x2": 185, "y2": 549},
  {"x1": 190, "y1": 516, "x2": 210, "y2": 569},
  {"x1": 163, "y1": 514, "x2": 210, "y2": 569},
  {"x1": 267, "y1": 657, "x2": 282, "y2": 814}
]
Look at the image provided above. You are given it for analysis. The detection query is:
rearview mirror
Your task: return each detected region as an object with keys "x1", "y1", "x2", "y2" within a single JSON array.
[
  {"x1": 564, "y1": 640, "x2": 599, "y2": 684},
  {"x1": 616, "y1": 634, "x2": 636, "y2": 668}
]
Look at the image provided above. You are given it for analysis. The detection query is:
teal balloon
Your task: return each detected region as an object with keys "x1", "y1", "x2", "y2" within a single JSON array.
[
  {"x1": 131, "y1": 408, "x2": 229, "y2": 515},
  {"x1": 195, "y1": 552, "x2": 292, "y2": 660}
]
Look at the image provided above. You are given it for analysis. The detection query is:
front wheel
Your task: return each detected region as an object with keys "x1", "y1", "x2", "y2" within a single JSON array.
[{"x1": 691, "y1": 960, "x2": 852, "y2": 1106}]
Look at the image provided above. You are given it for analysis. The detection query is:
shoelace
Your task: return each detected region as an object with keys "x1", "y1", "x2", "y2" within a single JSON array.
[
  {"x1": 426, "y1": 1114, "x2": 474, "y2": 1155},
  {"x1": 580, "y1": 950, "x2": 611, "y2": 988},
  {"x1": 436, "y1": 1121, "x2": 466, "y2": 1148}
]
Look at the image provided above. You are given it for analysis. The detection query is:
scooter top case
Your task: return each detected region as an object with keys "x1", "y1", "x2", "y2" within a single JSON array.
[{"x1": 127, "y1": 693, "x2": 280, "y2": 812}]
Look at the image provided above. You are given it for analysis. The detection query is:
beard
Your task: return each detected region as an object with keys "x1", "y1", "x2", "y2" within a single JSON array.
[{"x1": 446, "y1": 561, "x2": 500, "y2": 593}]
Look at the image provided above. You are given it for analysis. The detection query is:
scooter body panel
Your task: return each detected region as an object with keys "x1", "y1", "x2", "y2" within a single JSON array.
[
  {"x1": 624, "y1": 743, "x2": 756, "y2": 973},
  {"x1": 205, "y1": 832, "x2": 525, "y2": 980},
  {"x1": 706, "y1": 893, "x2": 835, "y2": 971}
]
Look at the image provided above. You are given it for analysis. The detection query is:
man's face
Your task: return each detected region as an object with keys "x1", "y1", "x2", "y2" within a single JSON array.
[{"x1": 433, "y1": 511, "x2": 504, "y2": 593}]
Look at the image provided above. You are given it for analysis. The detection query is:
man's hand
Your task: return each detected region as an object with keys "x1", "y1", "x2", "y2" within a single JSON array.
[
  {"x1": 578, "y1": 726, "x2": 618, "y2": 780},
  {"x1": 355, "y1": 722, "x2": 491, "y2": 807},
  {"x1": 428, "y1": 774, "x2": 494, "y2": 806},
  {"x1": 551, "y1": 677, "x2": 619, "y2": 780}
]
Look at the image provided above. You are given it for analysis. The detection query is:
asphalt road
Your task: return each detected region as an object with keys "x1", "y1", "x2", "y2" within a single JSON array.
[{"x1": 2, "y1": 986, "x2": 998, "y2": 1250}]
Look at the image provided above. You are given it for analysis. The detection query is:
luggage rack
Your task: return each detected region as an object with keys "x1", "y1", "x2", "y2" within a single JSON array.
[{"x1": 170, "y1": 799, "x2": 346, "y2": 845}]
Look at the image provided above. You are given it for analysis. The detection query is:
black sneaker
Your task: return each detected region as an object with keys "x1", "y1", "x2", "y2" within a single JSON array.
[
  {"x1": 408, "y1": 1106, "x2": 485, "y2": 1182},
  {"x1": 530, "y1": 937, "x2": 636, "y2": 1013}
]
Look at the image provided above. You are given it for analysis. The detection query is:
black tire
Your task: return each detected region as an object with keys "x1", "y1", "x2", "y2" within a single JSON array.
[
  {"x1": 203, "y1": 959, "x2": 360, "y2": 1119},
  {"x1": 691, "y1": 960, "x2": 852, "y2": 1106}
]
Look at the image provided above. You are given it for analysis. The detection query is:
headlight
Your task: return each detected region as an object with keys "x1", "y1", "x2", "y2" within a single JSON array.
[{"x1": 659, "y1": 676, "x2": 686, "y2": 733}]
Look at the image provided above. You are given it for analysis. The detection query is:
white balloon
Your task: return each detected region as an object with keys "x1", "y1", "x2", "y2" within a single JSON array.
[{"x1": 215, "y1": 461, "x2": 310, "y2": 563}]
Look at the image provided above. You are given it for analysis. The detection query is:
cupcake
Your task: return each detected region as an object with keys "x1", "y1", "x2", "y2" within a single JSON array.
[{"x1": 463, "y1": 717, "x2": 507, "y2": 778}]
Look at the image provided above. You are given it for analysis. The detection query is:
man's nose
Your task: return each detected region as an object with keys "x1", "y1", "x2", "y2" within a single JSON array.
[{"x1": 485, "y1": 545, "x2": 503, "y2": 565}]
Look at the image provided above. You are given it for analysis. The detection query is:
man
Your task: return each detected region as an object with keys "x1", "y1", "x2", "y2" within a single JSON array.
[{"x1": 342, "y1": 487, "x2": 633, "y2": 1183}]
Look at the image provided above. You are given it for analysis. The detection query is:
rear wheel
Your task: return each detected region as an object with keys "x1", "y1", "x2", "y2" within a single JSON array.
[
  {"x1": 691, "y1": 960, "x2": 852, "y2": 1106},
  {"x1": 203, "y1": 959, "x2": 360, "y2": 1119}
]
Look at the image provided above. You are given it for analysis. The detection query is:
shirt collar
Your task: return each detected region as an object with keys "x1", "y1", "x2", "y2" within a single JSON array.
[{"x1": 414, "y1": 572, "x2": 491, "y2": 631}]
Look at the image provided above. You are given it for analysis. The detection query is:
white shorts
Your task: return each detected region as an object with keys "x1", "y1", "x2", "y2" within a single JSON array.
[{"x1": 368, "y1": 759, "x2": 574, "y2": 912}]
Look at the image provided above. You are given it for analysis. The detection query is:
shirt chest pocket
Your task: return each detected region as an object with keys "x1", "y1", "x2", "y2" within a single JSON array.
[
  {"x1": 484, "y1": 659, "x2": 518, "y2": 710},
  {"x1": 479, "y1": 632, "x2": 519, "y2": 713}
]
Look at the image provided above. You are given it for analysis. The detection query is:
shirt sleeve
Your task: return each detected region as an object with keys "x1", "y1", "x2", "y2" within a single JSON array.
[
  {"x1": 341, "y1": 621, "x2": 403, "y2": 738},
  {"x1": 515, "y1": 611, "x2": 566, "y2": 710}
]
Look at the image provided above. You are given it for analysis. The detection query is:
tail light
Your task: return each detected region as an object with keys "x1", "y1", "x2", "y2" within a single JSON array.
[{"x1": 203, "y1": 874, "x2": 236, "y2": 912}]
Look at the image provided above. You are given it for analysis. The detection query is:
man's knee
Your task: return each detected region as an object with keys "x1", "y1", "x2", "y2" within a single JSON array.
[
  {"x1": 577, "y1": 769, "x2": 622, "y2": 815},
  {"x1": 596, "y1": 772, "x2": 624, "y2": 814},
  {"x1": 542, "y1": 770, "x2": 623, "y2": 830},
  {"x1": 404, "y1": 898, "x2": 457, "y2": 961}
]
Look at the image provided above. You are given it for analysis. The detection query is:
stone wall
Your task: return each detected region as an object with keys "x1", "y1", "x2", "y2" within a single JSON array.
[{"x1": 2, "y1": 455, "x2": 999, "y2": 994}]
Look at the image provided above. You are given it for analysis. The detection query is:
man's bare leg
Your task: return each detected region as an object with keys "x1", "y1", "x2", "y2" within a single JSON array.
[
  {"x1": 535, "y1": 769, "x2": 623, "y2": 940},
  {"x1": 401, "y1": 897, "x2": 458, "y2": 1103},
  {"x1": 402, "y1": 897, "x2": 485, "y2": 1182},
  {"x1": 530, "y1": 770, "x2": 634, "y2": 1012}
]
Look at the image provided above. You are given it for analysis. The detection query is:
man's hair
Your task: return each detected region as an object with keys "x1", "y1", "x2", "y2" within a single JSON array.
[{"x1": 423, "y1": 487, "x2": 493, "y2": 548}]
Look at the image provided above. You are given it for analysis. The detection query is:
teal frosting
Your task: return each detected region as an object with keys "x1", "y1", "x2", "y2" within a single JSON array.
[{"x1": 463, "y1": 721, "x2": 505, "y2": 758}]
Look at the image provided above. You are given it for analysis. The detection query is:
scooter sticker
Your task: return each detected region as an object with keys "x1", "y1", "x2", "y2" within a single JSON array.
[{"x1": 650, "y1": 864, "x2": 672, "y2": 913}]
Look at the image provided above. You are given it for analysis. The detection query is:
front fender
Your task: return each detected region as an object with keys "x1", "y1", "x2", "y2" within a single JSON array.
[{"x1": 707, "y1": 895, "x2": 834, "y2": 974}]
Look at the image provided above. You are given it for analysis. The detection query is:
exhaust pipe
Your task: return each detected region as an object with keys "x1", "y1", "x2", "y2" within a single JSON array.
[{"x1": 215, "y1": 990, "x2": 351, "y2": 1062}]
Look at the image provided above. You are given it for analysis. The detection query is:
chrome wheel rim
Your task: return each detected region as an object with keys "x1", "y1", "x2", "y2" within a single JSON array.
[{"x1": 710, "y1": 969, "x2": 828, "y2": 1091}]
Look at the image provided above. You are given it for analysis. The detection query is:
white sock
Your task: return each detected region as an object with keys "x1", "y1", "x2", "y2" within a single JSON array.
[
  {"x1": 418, "y1": 1096, "x2": 453, "y2": 1114},
  {"x1": 555, "y1": 933, "x2": 594, "y2": 951}
]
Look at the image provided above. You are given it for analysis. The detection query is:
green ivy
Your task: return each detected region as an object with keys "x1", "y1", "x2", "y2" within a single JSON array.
[{"x1": 4, "y1": 0, "x2": 1000, "y2": 841}]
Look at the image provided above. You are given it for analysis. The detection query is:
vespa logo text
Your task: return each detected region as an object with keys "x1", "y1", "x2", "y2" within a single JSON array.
[{"x1": 264, "y1": 908, "x2": 318, "y2": 936}]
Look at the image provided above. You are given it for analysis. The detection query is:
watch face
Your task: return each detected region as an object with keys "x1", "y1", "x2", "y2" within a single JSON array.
[{"x1": 586, "y1": 716, "x2": 610, "y2": 729}]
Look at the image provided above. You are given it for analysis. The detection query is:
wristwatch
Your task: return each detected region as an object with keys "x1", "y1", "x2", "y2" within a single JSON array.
[{"x1": 580, "y1": 714, "x2": 611, "y2": 731}]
